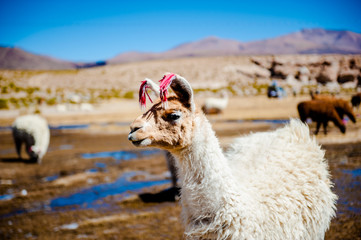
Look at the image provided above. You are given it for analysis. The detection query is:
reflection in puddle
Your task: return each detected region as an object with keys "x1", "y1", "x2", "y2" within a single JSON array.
[
  {"x1": 342, "y1": 168, "x2": 361, "y2": 177},
  {"x1": 0, "y1": 126, "x2": 11, "y2": 131},
  {"x1": 95, "y1": 162, "x2": 107, "y2": 168},
  {"x1": 252, "y1": 119, "x2": 290, "y2": 124},
  {"x1": 0, "y1": 149, "x2": 14, "y2": 155},
  {"x1": 225, "y1": 119, "x2": 290, "y2": 125},
  {"x1": 335, "y1": 168, "x2": 361, "y2": 214},
  {"x1": 48, "y1": 144, "x2": 74, "y2": 153},
  {"x1": 59, "y1": 145, "x2": 73, "y2": 150},
  {"x1": 1, "y1": 171, "x2": 170, "y2": 218},
  {"x1": 50, "y1": 171, "x2": 169, "y2": 209},
  {"x1": 43, "y1": 175, "x2": 59, "y2": 182},
  {"x1": 86, "y1": 168, "x2": 98, "y2": 173},
  {"x1": 50, "y1": 124, "x2": 89, "y2": 130},
  {"x1": 82, "y1": 149, "x2": 161, "y2": 162},
  {"x1": 0, "y1": 194, "x2": 14, "y2": 201}
]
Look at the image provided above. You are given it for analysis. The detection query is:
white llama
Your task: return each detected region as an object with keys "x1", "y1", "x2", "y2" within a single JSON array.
[
  {"x1": 128, "y1": 73, "x2": 337, "y2": 240},
  {"x1": 12, "y1": 114, "x2": 50, "y2": 163},
  {"x1": 202, "y1": 91, "x2": 229, "y2": 114}
]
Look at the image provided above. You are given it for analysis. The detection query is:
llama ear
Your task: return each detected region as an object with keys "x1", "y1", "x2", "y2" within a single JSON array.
[
  {"x1": 144, "y1": 78, "x2": 160, "y2": 97},
  {"x1": 170, "y1": 75, "x2": 195, "y2": 111},
  {"x1": 139, "y1": 78, "x2": 160, "y2": 110}
]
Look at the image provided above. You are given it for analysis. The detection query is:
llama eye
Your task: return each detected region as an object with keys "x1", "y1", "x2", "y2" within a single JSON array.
[{"x1": 168, "y1": 113, "x2": 181, "y2": 121}]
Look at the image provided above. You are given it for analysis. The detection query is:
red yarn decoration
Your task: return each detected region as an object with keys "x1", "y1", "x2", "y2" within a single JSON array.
[
  {"x1": 159, "y1": 73, "x2": 176, "y2": 107},
  {"x1": 139, "y1": 80, "x2": 153, "y2": 109}
]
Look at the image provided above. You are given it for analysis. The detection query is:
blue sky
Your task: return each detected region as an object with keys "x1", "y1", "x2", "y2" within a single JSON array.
[{"x1": 1, "y1": 0, "x2": 360, "y2": 62}]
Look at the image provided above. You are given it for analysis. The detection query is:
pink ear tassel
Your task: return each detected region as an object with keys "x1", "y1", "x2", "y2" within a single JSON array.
[
  {"x1": 159, "y1": 73, "x2": 176, "y2": 108},
  {"x1": 139, "y1": 80, "x2": 153, "y2": 110}
]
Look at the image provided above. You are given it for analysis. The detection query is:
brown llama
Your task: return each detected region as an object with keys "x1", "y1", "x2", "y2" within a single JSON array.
[
  {"x1": 297, "y1": 100, "x2": 346, "y2": 135},
  {"x1": 311, "y1": 94, "x2": 356, "y2": 123}
]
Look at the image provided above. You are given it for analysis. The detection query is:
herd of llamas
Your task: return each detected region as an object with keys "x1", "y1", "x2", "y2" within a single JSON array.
[{"x1": 9, "y1": 72, "x2": 361, "y2": 239}]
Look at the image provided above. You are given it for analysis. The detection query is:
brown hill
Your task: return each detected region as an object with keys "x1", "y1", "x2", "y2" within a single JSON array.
[
  {"x1": 243, "y1": 29, "x2": 361, "y2": 55},
  {"x1": 109, "y1": 29, "x2": 361, "y2": 64},
  {"x1": 0, "y1": 46, "x2": 77, "y2": 70},
  {"x1": 106, "y1": 36, "x2": 245, "y2": 64}
]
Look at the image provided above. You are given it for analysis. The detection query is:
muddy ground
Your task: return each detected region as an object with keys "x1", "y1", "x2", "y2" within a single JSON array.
[{"x1": 0, "y1": 96, "x2": 360, "y2": 239}]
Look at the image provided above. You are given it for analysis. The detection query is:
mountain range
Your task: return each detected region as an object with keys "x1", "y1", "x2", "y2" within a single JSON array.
[{"x1": 1, "y1": 28, "x2": 361, "y2": 70}]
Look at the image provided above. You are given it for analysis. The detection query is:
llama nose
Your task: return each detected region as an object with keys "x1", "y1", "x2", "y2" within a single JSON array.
[
  {"x1": 128, "y1": 126, "x2": 142, "y2": 141},
  {"x1": 128, "y1": 134, "x2": 133, "y2": 141},
  {"x1": 130, "y1": 126, "x2": 142, "y2": 134}
]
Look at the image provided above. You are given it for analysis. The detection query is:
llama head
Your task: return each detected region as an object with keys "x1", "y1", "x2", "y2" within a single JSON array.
[
  {"x1": 28, "y1": 145, "x2": 40, "y2": 161},
  {"x1": 128, "y1": 73, "x2": 196, "y2": 150}
]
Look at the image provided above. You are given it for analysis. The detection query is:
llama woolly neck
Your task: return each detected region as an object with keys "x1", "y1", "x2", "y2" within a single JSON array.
[
  {"x1": 172, "y1": 114, "x2": 247, "y2": 237},
  {"x1": 175, "y1": 114, "x2": 238, "y2": 190}
]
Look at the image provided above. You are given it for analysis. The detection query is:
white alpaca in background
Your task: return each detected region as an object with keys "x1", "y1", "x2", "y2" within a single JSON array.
[
  {"x1": 129, "y1": 73, "x2": 337, "y2": 240},
  {"x1": 202, "y1": 91, "x2": 228, "y2": 114},
  {"x1": 12, "y1": 114, "x2": 50, "y2": 163}
]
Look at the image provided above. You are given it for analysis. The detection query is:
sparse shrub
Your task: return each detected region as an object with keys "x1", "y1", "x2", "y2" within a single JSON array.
[
  {"x1": 20, "y1": 98, "x2": 30, "y2": 108},
  {"x1": 252, "y1": 83, "x2": 269, "y2": 95},
  {"x1": 46, "y1": 97, "x2": 57, "y2": 106},
  {"x1": 123, "y1": 91, "x2": 134, "y2": 99},
  {"x1": 1, "y1": 86, "x2": 8, "y2": 94},
  {"x1": 26, "y1": 87, "x2": 35, "y2": 95},
  {"x1": 193, "y1": 88, "x2": 208, "y2": 94},
  {"x1": 111, "y1": 88, "x2": 121, "y2": 98},
  {"x1": 9, "y1": 98, "x2": 20, "y2": 108},
  {"x1": 0, "y1": 99, "x2": 9, "y2": 109},
  {"x1": 89, "y1": 96, "x2": 98, "y2": 104},
  {"x1": 14, "y1": 86, "x2": 21, "y2": 92},
  {"x1": 226, "y1": 86, "x2": 237, "y2": 95}
]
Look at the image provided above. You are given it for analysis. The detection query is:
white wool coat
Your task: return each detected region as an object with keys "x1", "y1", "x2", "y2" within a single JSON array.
[
  {"x1": 12, "y1": 114, "x2": 50, "y2": 161},
  {"x1": 174, "y1": 118, "x2": 337, "y2": 240}
]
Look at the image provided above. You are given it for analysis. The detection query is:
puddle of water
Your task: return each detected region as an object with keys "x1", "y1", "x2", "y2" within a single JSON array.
[
  {"x1": 0, "y1": 194, "x2": 14, "y2": 201},
  {"x1": 1, "y1": 171, "x2": 170, "y2": 218},
  {"x1": 50, "y1": 124, "x2": 89, "y2": 130},
  {"x1": 59, "y1": 222, "x2": 79, "y2": 230},
  {"x1": 48, "y1": 144, "x2": 74, "y2": 153},
  {"x1": 225, "y1": 119, "x2": 290, "y2": 125},
  {"x1": 342, "y1": 168, "x2": 361, "y2": 178},
  {"x1": 43, "y1": 175, "x2": 59, "y2": 182},
  {"x1": 81, "y1": 149, "x2": 161, "y2": 162},
  {"x1": 95, "y1": 162, "x2": 107, "y2": 168},
  {"x1": 0, "y1": 149, "x2": 15, "y2": 155},
  {"x1": 252, "y1": 119, "x2": 290, "y2": 124},
  {"x1": 50, "y1": 171, "x2": 169, "y2": 210},
  {"x1": 86, "y1": 162, "x2": 108, "y2": 173},
  {"x1": 59, "y1": 145, "x2": 73, "y2": 150},
  {"x1": 335, "y1": 168, "x2": 361, "y2": 215},
  {"x1": 86, "y1": 168, "x2": 98, "y2": 173},
  {"x1": 0, "y1": 126, "x2": 11, "y2": 132},
  {"x1": 82, "y1": 151, "x2": 137, "y2": 161}
]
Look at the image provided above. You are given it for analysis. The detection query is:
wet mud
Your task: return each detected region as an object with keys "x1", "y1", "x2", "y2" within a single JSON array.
[{"x1": 0, "y1": 121, "x2": 360, "y2": 239}]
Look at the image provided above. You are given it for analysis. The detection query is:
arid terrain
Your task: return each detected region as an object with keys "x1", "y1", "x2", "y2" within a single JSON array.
[
  {"x1": 0, "y1": 55, "x2": 360, "y2": 239},
  {"x1": 0, "y1": 95, "x2": 360, "y2": 239}
]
